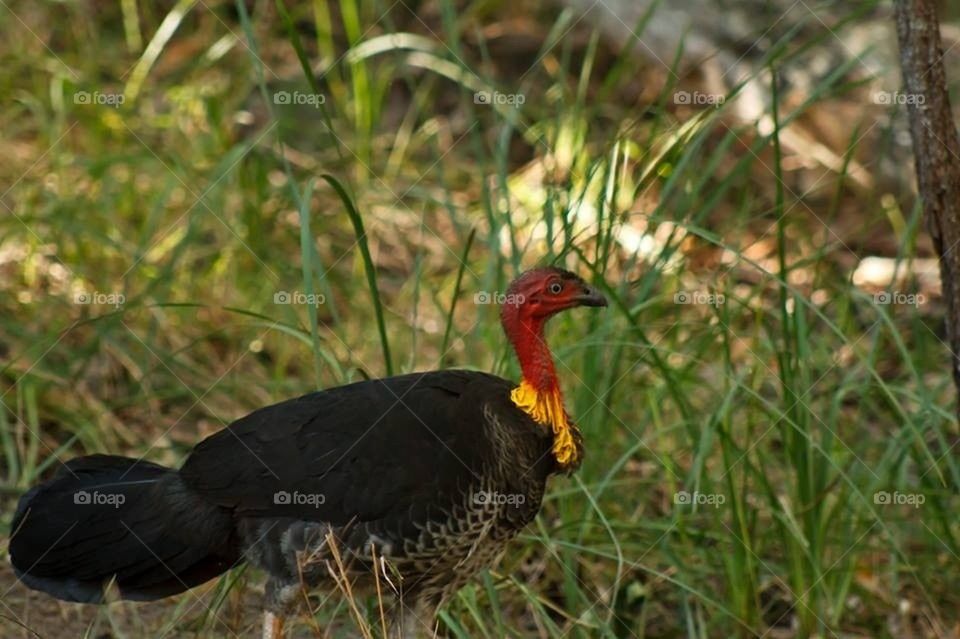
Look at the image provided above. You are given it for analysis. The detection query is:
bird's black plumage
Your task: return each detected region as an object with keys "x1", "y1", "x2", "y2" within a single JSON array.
[
  {"x1": 9, "y1": 454, "x2": 238, "y2": 603},
  {"x1": 182, "y1": 371, "x2": 531, "y2": 523},
  {"x1": 10, "y1": 371, "x2": 556, "y2": 612}
]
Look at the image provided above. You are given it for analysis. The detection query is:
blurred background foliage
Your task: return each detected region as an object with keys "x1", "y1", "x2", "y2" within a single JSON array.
[{"x1": 2, "y1": 0, "x2": 960, "y2": 637}]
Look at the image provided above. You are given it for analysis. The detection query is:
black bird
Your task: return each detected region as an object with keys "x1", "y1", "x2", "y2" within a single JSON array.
[{"x1": 9, "y1": 267, "x2": 607, "y2": 638}]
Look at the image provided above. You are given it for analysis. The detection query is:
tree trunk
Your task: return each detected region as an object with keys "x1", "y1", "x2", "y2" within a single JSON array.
[{"x1": 894, "y1": 0, "x2": 960, "y2": 404}]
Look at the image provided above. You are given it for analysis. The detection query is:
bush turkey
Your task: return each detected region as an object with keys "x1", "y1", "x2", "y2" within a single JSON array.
[{"x1": 9, "y1": 267, "x2": 608, "y2": 638}]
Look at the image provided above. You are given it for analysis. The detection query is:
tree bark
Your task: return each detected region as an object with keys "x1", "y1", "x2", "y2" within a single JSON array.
[{"x1": 894, "y1": 0, "x2": 960, "y2": 402}]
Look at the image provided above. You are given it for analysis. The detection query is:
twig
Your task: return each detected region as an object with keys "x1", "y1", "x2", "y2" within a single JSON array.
[
  {"x1": 370, "y1": 544, "x2": 388, "y2": 638},
  {"x1": 324, "y1": 531, "x2": 373, "y2": 638}
]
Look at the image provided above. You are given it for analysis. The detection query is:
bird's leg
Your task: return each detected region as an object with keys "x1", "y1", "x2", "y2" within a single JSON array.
[
  {"x1": 262, "y1": 611, "x2": 285, "y2": 639},
  {"x1": 263, "y1": 576, "x2": 300, "y2": 639}
]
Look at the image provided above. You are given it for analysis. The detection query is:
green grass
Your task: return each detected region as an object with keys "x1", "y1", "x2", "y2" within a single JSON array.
[{"x1": 2, "y1": 0, "x2": 958, "y2": 637}]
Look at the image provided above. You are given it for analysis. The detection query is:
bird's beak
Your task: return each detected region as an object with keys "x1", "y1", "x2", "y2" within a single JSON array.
[{"x1": 575, "y1": 285, "x2": 608, "y2": 308}]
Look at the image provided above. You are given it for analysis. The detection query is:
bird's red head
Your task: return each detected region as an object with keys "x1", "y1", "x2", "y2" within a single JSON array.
[
  {"x1": 499, "y1": 267, "x2": 607, "y2": 391},
  {"x1": 500, "y1": 267, "x2": 608, "y2": 322},
  {"x1": 498, "y1": 267, "x2": 607, "y2": 469}
]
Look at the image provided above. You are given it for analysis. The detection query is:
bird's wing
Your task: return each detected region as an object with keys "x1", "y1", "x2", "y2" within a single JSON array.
[{"x1": 179, "y1": 371, "x2": 511, "y2": 527}]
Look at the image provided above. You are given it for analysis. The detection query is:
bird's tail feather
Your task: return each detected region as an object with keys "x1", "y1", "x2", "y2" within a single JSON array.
[{"x1": 9, "y1": 454, "x2": 238, "y2": 603}]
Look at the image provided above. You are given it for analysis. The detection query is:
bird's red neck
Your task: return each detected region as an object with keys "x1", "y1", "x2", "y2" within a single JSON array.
[
  {"x1": 504, "y1": 315, "x2": 559, "y2": 392},
  {"x1": 501, "y1": 306, "x2": 580, "y2": 470}
]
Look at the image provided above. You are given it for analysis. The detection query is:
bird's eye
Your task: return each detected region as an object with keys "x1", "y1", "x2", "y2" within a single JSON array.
[{"x1": 548, "y1": 281, "x2": 563, "y2": 295}]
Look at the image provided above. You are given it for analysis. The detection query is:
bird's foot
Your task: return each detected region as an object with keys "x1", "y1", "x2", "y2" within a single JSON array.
[{"x1": 262, "y1": 611, "x2": 284, "y2": 639}]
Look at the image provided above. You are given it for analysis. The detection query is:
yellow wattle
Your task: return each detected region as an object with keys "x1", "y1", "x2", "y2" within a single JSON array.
[{"x1": 510, "y1": 379, "x2": 579, "y2": 468}]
